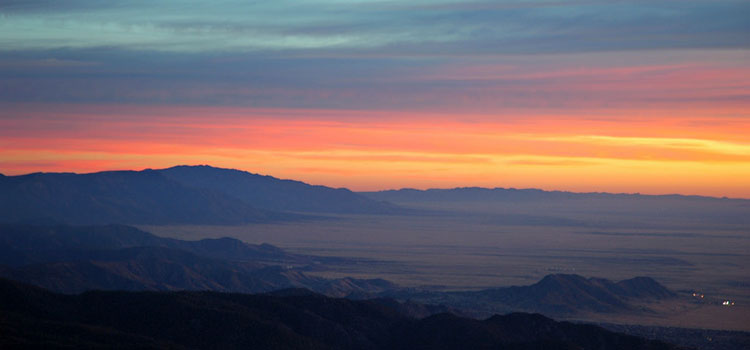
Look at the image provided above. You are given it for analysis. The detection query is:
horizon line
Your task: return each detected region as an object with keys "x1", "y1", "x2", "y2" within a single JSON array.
[{"x1": 2, "y1": 164, "x2": 747, "y2": 201}]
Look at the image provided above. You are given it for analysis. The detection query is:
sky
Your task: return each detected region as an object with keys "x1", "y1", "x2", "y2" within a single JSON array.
[{"x1": 1, "y1": 0, "x2": 749, "y2": 197}]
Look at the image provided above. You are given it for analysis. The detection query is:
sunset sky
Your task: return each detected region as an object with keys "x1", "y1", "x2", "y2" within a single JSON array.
[{"x1": 1, "y1": 1, "x2": 749, "y2": 197}]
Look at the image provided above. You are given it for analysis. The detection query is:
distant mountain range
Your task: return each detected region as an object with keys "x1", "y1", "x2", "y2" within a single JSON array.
[
  {"x1": 0, "y1": 278, "x2": 680, "y2": 350},
  {"x1": 361, "y1": 187, "x2": 750, "y2": 229},
  {"x1": 361, "y1": 187, "x2": 747, "y2": 202},
  {"x1": 0, "y1": 165, "x2": 398, "y2": 225},
  {"x1": 3, "y1": 164, "x2": 747, "y2": 226}
]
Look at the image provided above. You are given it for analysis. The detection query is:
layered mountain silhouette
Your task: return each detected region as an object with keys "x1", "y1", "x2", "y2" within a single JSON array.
[
  {"x1": 0, "y1": 223, "x2": 395, "y2": 296},
  {"x1": 0, "y1": 165, "x2": 397, "y2": 225},
  {"x1": 0, "y1": 223, "x2": 677, "y2": 317},
  {"x1": 0, "y1": 278, "x2": 681, "y2": 350},
  {"x1": 5, "y1": 165, "x2": 745, "y2": 227}
]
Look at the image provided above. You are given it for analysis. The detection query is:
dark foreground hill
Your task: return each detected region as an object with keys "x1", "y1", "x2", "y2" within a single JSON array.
[
  {"x1": 0, "y1": 165, "x2": 398, "y2": 225},
  {"x1": 0, "y1": 278, "x2": 681, "y2": 350}
]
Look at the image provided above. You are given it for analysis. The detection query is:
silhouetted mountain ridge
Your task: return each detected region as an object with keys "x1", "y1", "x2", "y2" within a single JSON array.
[
  {"x1": 0, "y1": 169, "x2": 286, "y2": 225},
  {"x1": 158, "y1": 165, "x2": 399, "y2": 214},
  {"x1": 0, "y1": 165, "x2": 400, "y2": 225}
]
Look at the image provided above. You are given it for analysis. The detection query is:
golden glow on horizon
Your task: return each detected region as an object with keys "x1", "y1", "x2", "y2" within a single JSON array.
[{"x1": 1, "y1": 104, "x2": 749, "y2": 198}]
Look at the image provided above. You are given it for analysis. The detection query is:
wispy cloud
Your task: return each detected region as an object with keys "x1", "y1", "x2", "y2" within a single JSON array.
[{"x1": 1, "y1": 1, "x2": 748, "y2": 54}]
